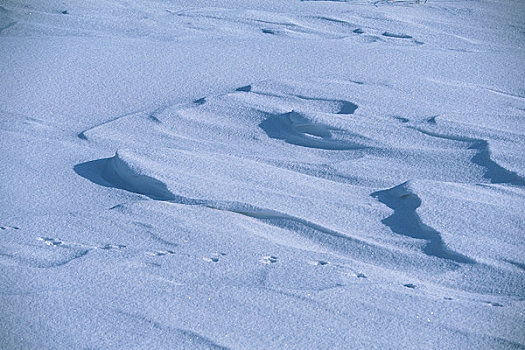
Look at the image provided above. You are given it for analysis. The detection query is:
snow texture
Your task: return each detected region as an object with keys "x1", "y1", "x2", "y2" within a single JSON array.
[{"x1": 1, "y1": 0, "x2": 524, "y2": 349}]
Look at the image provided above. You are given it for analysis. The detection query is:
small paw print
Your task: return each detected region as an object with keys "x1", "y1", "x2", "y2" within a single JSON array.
[
  {"x1": 38, "y1": 237, "x2": 64, "y2": 247},
  {"x1": 262, "y1": 256, "x2": 278, "y2": 264},
  {"x1": 146, "y1": 250, "x2": 176, "y2": 257}
]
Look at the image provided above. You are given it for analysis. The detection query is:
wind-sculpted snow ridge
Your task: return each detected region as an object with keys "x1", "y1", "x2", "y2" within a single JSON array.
[
  {"x1": 75, "y1": 78, "x2": 524, "y2": 188},
  {"x1": 75, "y1": 143, "x2": 525, "y2": 295},
  {"x1": 75, "y1": 149, "x2": 482, "y2": 277},
  {"x1": 0, "y1": 2, "x2": 431, "y2": 46},
  {"x1": 103, "y1": 152, "x2": 176, "y2": 201},
  {"x1": 371, "y1": 182, "x2": 474, "y2": 264},
  {"x1": 75, "y1": 152, "x2": 415, "y2": 267},
  {"x1": 412, "y1": 127, "x2": 525, "y2": 187},
  {"x1": 2, "y1": 0, "x2": 525, "y2": 348},
  {"x1": 79, "y1": 78, "x2": 523, "y2": 278}
]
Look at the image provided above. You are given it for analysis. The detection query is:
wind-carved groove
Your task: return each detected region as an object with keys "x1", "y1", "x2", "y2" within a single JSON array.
[{"x1": 371, "y1": 182, "x2": 475, "y2": 264}]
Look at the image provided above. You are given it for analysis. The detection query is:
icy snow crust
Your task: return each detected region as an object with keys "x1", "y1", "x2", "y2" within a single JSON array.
[{"x1": 1, "y1": 0, "x2": 524, "y2": 349}]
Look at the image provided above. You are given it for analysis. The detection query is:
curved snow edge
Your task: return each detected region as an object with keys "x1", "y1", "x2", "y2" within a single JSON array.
[{"x1": 102, "y1": 150, "x2": 175, "y2": 201}]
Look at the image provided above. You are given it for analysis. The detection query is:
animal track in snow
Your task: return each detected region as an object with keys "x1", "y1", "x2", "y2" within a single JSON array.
[
  {"x1": 99, "y1": 243, "x2": 127, "y2": 250},
  {"x1": 262, "y1": 255, "x2": 279, "y2": 264},
  {"x1": 483, "y1": 301, "x2": 503, "y2": 307},
  {"x1": 37, "y1": 236, "x2": 220, "y2": 263},
  {"x1": 146, "y1": 250, "x2": 176, "y2": 257},
  {"x1": 0, "y1": 225, "x2": 19, "y2": 230},
  {"x1": 342, "y1": 270, "x2": 367, "y2": 279},
  {"x1": 38, "y1": 237, "x2": 127, "y2": 251},
  {"x1": 262, "y1": 28, "x2": 276, "y2": 35},
  {"x1": 382, "y1": 32, "x2": 412, "y2": 39},
  {"x1": 393, "y1": 116, "x2": 410, "y2": 123},
  {"x1": 38, "y1": 237, "x2": 65, "y2": 247},
  {"x1": 193, "y1": 97, "x2": 206, "y2": 105},
  {"x1": 203, "y1": 256, "x2": 220, "y2": 263},
  {"x1": 235, "y1": 85, "x2": 252, "y2": 92},
  {"x1": 203, "y1": 252, "x2": 227, "y2": 263}
]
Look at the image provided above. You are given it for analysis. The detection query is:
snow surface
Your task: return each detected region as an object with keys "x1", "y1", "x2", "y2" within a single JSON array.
[{"x1": 1, "y1": 0, "x2": 524, "y2": 348}]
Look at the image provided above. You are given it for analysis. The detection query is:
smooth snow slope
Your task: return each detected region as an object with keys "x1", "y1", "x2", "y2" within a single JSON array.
[{"x1": 1, "y1": 0, "x2": 524, "y2": 349}]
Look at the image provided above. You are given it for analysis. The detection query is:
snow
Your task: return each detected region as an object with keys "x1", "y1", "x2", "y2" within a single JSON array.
[{"x1": 1, "y1": 0, "x2": 524, "y2": 348}]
